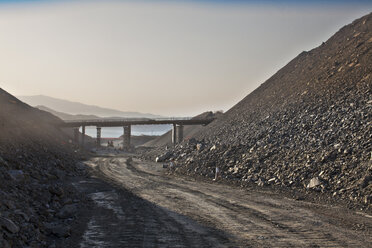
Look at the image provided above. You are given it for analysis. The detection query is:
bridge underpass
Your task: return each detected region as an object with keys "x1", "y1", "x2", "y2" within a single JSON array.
[{"x1": 64, "y1": 118, "x2": 214, "y2": 149}]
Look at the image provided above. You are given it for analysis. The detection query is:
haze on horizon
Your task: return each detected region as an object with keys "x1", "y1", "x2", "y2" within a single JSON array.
[{"x1": 0, "y1": 0, "x2": 371, "y2": 116}]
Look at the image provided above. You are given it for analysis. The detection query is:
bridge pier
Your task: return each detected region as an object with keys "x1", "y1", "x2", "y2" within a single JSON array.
[
  {"x1": 96, "y1": 127, "x2": 101, "y2": 146},
  {"x1": 172, "y1": 124, "x2": 177, "y2": 145},
  {"x1": 61, "y1": 118, "x2": 214, "y2": 148},
  {"x1": 73, "y1": 128, "x2": 79, "y2": 144},
  {"x1": 123, "y1": 125, "x2": 131, "y2": 150},
  {"x1": 81, "y1": 126, "x2": 85, "y2": 146},
  {"x1": 176, "y1": 124, "x2": 184, "y2": 143},
  {"x1": 172, "y1": 124, "x2": 184, "y2": 145}
]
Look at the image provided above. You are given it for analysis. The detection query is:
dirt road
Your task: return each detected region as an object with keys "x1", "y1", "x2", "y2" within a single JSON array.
[{"x1": 72, "y1": 155, "x2": 371, "y2": 247}]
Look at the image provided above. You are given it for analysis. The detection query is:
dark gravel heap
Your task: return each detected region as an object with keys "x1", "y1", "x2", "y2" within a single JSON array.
[
  {"x1": 152, "y1": 13, "x2": 372, "y2": 207},
  {"x1": 0, "y1": 88, "x2": 88, "y2": 247}
]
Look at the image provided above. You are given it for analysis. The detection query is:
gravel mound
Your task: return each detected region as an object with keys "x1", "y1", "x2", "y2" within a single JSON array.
[
  {"x1": 152, "y1": 13, "x2": 372, "y2": 207},
  {"x1": 0, "y1": 88, "x2": 88, "y2": 247}
]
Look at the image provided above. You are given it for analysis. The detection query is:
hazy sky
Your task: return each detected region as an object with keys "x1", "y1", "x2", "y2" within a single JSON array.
[{"x1": 0, "y1": 0, "x2": 371, "y2": 116}]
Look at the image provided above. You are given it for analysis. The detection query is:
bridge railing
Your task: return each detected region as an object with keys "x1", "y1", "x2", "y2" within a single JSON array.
[
  {"x1": 60, "y1": 117, "x2": 215, "y2": 129},
  {"x1": 149, "y1": 117, "x2": 193, "y2": 121},
  {"x1": 63, "y1": 117, "x2": 194, "y2": 123}
]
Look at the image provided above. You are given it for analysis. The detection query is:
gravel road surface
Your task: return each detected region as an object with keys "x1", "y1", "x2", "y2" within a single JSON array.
[{"x1": 72, "y1": 155, "x2": 371, "y2": 247}]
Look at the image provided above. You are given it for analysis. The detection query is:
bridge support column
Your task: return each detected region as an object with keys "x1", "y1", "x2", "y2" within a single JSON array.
[
  {"x1": 96, "y1": 127, "x2": 101, "y2": 147},
  {"x1": 123, "y1": 125, "x2": 131, "y2": 150},
  {"x1": 176, "y1": 125, "x2": 184, "y2": 143},
  {"x1": 172, "y1": 124, "x2": 184, "y2": 145},
  {"x1": 172, "y1": 124, "x2": 177, "y2": 145},
  {"x1": 81, "y1": 126, "x2": 85, "y2": 146},
  {"x1": 73, "y1": 128, "x2": 79, "y2": 144}
]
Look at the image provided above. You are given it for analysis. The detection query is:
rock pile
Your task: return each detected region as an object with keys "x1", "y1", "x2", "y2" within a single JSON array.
[
  {"x1": 0, "y1": 149, "x2": 87, "y2": 247},
  {"x1": 0, "y1": 88, "x2": 88, "y2": 247},
  {"x1": 157, "y1": 140, "x2": 371, "y2": 205},
  {"x1": 150, "y1": 13, "x2": 372, "y2": 207}
]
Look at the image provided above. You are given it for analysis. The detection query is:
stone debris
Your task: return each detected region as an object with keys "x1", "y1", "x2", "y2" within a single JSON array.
[
  {"x1": 155, "y1": 151, "x2": 173, "y2": 162},
  {"x1": 0, "y1": 217, "x2": 19, "y2": 234},
  {"x1": 57, "y1": 204, "x2": 78, "y2": 219},
  {"x1": 307, "y1": 177, "x2": 321, "y2": 189},
  {"x1": 7, "y1": 170, "x2": 25, "y2": 181},
  {"x1": 45, "y1": 222, "x2": 71, "y2": 238}
]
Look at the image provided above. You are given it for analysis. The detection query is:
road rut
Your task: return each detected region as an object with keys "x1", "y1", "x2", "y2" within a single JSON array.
[{"x1": 75, "y1": 155, "x2": 371, "y2": 247}]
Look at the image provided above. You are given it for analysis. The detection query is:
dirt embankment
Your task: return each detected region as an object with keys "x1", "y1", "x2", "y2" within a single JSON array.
[
  {"x1": 0, "y1": 88, "x2": 89, "y2": 247},
  {"x1": 146, "y1": 13, "x2": 372, "y2": 208}
]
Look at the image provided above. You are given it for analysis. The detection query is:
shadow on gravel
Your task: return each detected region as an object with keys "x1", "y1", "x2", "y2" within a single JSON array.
[{"x1": 67, "y1": 176, "x2": 240, "y2": 248}]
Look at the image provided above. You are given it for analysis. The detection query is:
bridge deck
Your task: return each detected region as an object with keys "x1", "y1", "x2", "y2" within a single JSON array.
[{"x1": 60, "y1": 118, "x2": 214, "y2": 128}]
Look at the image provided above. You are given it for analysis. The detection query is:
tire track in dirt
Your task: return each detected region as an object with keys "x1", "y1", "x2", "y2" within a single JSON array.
[
  {"x1": 78, "y1": 157, "x2": 235, "y2": 248},
  {"x1": 93, "y1": 156, "x2": 371, "y2": 247}
]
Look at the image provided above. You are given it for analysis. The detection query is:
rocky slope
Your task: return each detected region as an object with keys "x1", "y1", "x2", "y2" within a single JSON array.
[
  {"x1": 0, "y1": 88, "x2": 88, "y2": 247},
  {"x1": 154, "y1": 13, "x2": 372, "y2": 207}
]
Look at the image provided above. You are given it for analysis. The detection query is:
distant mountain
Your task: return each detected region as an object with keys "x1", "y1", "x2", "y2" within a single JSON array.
[
  {"x1": 18, "y1": 95, "x2": 164, "y2": 118},
  {"x1": 36, "y1": 105, "x2": 101, "y2": 121}
]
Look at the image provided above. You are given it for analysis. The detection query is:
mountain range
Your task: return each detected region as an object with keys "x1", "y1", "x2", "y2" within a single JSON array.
[
  {"x1": 17, "y1": 95, "x2": 164, "y2": 118},
  {"x1": 34, "y1": 105, "x2": 172, "y2": 136}
]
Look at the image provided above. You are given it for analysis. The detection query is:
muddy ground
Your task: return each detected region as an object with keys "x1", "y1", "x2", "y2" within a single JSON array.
[{"x1": 63, "y1": 153, "x2": 371, "y2": 248}]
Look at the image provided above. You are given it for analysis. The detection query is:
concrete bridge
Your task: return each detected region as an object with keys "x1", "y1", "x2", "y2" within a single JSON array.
[{"x1": 60, "y1": 118, "x2": 214, "y2": 149}]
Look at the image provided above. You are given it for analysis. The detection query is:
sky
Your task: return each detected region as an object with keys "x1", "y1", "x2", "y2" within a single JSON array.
[{"x1": 0, "y1": 0, "x2": 371, "y2": 116}]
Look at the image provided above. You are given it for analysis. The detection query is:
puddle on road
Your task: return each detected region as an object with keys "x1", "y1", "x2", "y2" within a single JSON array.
[
  {"x1": 80, "y1": 218, "x2": 108, "y2": 248},
  {"x1": 89, "y1": 191, "x2": 126, "y2": 220},
  {"x1": 79, "y1": 189, "x2": 126, "y2": 247}
]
